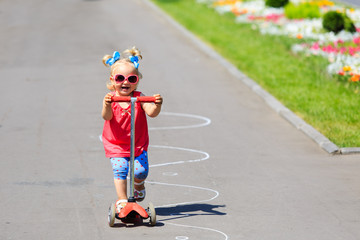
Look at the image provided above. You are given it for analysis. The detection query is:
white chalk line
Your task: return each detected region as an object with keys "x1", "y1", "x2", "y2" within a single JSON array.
[
  {"x1": 144, "y1": 181, "x2": 228, "y2": 240},
  {"x1": 149, "y1": 112, "x2": 211, "y2": 130},
  {"x1": 149, "y1": 145, "x2": 209, "y2": 168},
  {"x1": 166, "y1": 222, "x2": 229, "y2": 240},
  {"x1": 147, "y1": 112, "x2": 226, "y2": 239},
  {"x1": 146, "y1": 181, "x2": 219, "y2": 208}
]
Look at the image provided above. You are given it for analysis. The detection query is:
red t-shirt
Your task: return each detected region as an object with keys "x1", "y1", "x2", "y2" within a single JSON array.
[{"x1": 102, "y1": 91, "x2": 149, "y2": 158}]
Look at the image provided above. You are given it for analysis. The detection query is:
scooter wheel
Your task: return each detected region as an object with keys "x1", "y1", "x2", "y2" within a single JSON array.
[
  {"x1": 108, "y1": 203, "x2": 116, "y2": 227},
  {"x1": 148, "y1": 202, "x2": 156, "y2": 226}
]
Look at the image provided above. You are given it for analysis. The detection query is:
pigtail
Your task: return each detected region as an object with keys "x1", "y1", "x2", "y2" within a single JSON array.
[
  {"x1": 102, "y1": 51, "x2": 121, "y2": 68},
  {"x1": 124, "y1": 46, "x2": 142, "y2": 60},
  {"x1": 102, "y1": 55, "x2": 112, "y2": 67}
]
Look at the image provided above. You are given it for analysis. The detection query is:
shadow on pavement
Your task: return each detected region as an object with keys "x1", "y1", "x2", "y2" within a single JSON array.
[{"x1": 155, "y1": 203, "x2": 226, "y2": 222}]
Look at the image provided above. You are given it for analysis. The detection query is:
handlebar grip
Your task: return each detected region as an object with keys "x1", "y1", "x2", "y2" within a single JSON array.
[
  {"x1": 111, "y1": 96, "x2": 131, "y2": 102},
  {"x1": 111, "y1": 96, "x2": 156, "y2": 103},
  {"x1": 136, "y1": 96, "x2": 156, "y2": 103}
]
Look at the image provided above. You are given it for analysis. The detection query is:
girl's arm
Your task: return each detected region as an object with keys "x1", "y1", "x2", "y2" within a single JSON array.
[
  {"x1": 141, "y1": 94, "x2": 163, "y2": 118},
  {"x1": 102, "y1": 93, "x2": 114, "y2": 120}
]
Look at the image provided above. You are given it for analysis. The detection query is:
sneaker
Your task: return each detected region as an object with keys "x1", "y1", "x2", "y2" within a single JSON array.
[
  {"x1": 115, "y1": 199, "x2": 127, "y2": 213},
  {"x1": 134, "y1": 189, "x2": 146, "y2": 202}
]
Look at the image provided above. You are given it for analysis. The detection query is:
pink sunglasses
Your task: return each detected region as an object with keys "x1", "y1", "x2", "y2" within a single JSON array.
[{"x1": 112, "y1": 74, "x2": 139, "y2": 84}]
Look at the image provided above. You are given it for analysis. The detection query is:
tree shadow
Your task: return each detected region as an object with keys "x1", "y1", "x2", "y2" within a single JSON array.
[{"x1": 156, "y1": 203, "x2": 226, "y2": 222}]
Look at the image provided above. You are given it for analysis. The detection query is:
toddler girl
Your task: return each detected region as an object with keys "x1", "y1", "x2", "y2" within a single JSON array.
[{"x1": 101, "y1": 47, "x2": 163, "y2": 213}]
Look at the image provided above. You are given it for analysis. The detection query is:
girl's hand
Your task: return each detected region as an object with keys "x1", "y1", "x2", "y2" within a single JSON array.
[
  {"x1": 102, "y1": 93, "x2": 114, "y2": 120},
  {"x1": 103, "y1": 93, "x2": 113, "y2": 107},
  {"x1": 154, "y1": 94, "x2": 163, "y2": 106},
  {"x1": 142, "y1": 94, "x2": 163, "y2": 118}
]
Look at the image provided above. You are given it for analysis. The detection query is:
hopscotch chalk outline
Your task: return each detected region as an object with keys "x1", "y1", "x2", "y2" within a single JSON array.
[
  {"x1": 149, "y1": 145, "x2": 209, "y2": 167},
  {"x1": 149, "y1": 112, "x2": 211, "y2": 130},
  {"x1": 147, "y1": 112, "x2": 228, "y2": 240}
]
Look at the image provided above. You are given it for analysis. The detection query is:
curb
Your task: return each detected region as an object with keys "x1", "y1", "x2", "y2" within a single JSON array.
[{"x1": 143, "y1": 0, "x2": 360, "y2": 155}]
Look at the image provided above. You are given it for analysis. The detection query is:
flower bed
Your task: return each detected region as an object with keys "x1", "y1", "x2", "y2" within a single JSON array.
[{"x1": 198, "y1": 0, "x2": 360, "y2": 87}]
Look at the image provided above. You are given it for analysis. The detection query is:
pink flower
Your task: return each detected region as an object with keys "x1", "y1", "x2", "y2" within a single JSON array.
[
  {"x1": 354, "y1": 37, "x2": 360, "y2": 45},
  {"x1": 349, "y1": 47, "x2": 356, "y2": 56},
  {"x1": 323, "y1": 45, "x2": 336, "y2": 53},
  {"x1": 311, "y1": 42, "x2": 320, "y2": 50},
  {"x1": 265, "y1": 13, "x2": 283, "y2": 23}
]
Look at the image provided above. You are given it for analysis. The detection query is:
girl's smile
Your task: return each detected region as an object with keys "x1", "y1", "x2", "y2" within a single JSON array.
[
  {"x1": 114, "y1": 81, "x2": 137, "y2": 96},
  {"x1": 118, "y1": 83, "x2": 133, "y2": 95}
]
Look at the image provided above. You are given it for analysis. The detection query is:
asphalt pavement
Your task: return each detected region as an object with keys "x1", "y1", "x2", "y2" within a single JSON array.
[
  {"x1": 1, "y1": 0, "x2": 360, "y2": 239},
  {"x1": 337, "y1": 0, "x2": 359, "y2": 7}
]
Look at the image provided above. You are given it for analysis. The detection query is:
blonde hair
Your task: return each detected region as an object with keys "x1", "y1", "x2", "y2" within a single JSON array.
[{"x1": 102, "y1": 47, "x2": 143, "y2": 91}]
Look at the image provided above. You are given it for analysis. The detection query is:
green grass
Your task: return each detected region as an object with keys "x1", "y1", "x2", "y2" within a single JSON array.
[{"x1": 152, "y1": 0, "x2": 360, "y2": 148}]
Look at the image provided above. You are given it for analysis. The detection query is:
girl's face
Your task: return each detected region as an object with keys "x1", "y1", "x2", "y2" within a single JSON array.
[{"x1": 110, "y1": 62, "x2": 139, "y2": 96}]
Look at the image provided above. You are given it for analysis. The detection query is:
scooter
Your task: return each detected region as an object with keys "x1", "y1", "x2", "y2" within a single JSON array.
[{"x1": 108, "y1": 96, "x2": 157, "y2": 227}]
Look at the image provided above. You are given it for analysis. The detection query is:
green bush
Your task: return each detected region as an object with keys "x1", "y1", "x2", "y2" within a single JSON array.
[
  {"x1": 265, "y1": 0, "x2": 289, "y2": 8},
  {"x1": 322, "y1": 11, "x2": 344, "y2": 34},
  {"x1": 343, "y1": 14, "x2": 356, "y2": 33},
  {"x1": 322, "y1": 11, "x2": 356, "y2": 34},
  {"x1": 284, "y1": 3, "x2": 321, "y2": 19}
]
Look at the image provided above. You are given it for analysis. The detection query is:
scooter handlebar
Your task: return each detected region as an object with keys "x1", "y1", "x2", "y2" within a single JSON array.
[{"x1": 111, "y1": 96, "x2": 156, "y2": 103}]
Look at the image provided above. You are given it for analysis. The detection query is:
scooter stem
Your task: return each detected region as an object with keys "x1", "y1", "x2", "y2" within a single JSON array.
[{"x1": 128, "y1": 97, "x2": 137, "y2": 202}]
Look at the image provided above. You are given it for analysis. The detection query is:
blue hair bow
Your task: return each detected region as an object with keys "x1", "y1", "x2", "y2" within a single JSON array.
[
  {"x1": 129, "y1": 56, "x2": 139, "y2": 69},
  {"x1": 106, "y1": 51, "x2": 120, "y2": 66}
]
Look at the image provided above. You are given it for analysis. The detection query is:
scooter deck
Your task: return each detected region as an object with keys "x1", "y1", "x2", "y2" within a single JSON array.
[{"x1": 117, "y1": 202, "x2": 149, "y2": 223}]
